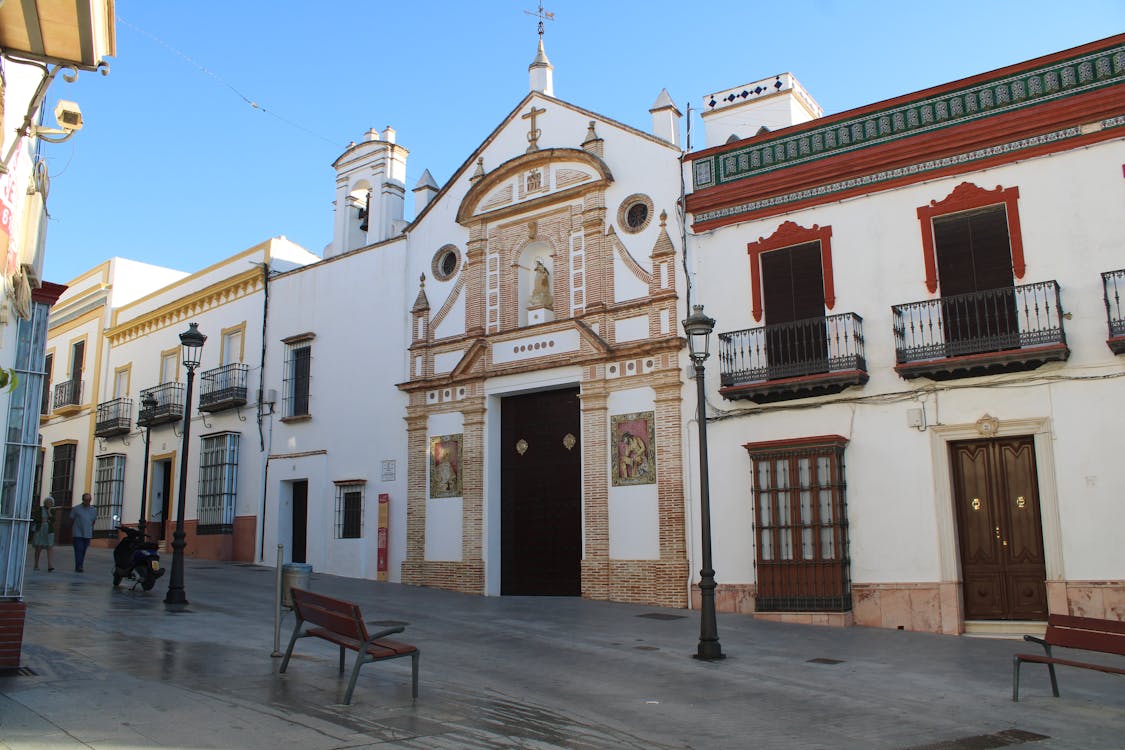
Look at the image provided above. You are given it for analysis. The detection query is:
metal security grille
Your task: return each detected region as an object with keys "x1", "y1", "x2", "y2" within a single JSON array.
[
  {"x1": 283, "y1": 341, "x2": 312, "y2": 417},
  {"x1": 93, "y1": 454, "x2": 126, "y2": 536},
  {"x1": 197, "y1": 433, "x2": 239, "y2": 533},
  {"x1": 335, "y1": 484, "x2": 364, "y2": 539},
  {"x1": 749, "y1": 437, "x2": 851, "y2": 612}
]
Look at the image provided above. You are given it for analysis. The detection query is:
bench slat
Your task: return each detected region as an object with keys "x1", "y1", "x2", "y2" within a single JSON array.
[
  {"x1": 1044, "y1": 626, "x2": 1125, "y2": 657},
  {"x1": 1046, "y1": 614, "x2": 1125, "y2": 636},
  {"x1": 1016, "y1": 653, "x2": 1125, "y2": 676}
]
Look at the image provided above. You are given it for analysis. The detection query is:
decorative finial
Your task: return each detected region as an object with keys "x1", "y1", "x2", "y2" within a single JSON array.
[{"x1": 524, "y1": 3, "x2": 555, "y2": 40}]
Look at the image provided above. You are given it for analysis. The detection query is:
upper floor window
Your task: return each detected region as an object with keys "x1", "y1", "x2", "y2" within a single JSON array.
[
  {"x1": 282, "y1": 335, "x2": 314, "y2": 418},
  {"x1": 41, "y1": 352, "x2": 53, "y2": 415},
  {"x1": 221, "y1": 324, "x2": 245, "y2": 364},
  {"x1": 160, "y1": 349, "x2": 179, "y2": 385}
]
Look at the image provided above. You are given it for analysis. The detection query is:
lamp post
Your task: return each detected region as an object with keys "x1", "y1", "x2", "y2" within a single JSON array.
[
  {"x1": 683, "y1": 304, "x2": 723, "y2": 660},
  {"x1": 165, "y1": 322, "x2": 206, "y2": 610},
  {"x1": 137, "y1": 392, "x2": 158, "y2": 541}
]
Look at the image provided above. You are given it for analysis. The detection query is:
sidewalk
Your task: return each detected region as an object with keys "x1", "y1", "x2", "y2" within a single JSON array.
[{"x1": 2, "y1": 548, "x2": 1122, "y2": 749}]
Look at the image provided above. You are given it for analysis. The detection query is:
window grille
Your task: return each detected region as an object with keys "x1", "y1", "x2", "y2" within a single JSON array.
[
  {"x1": 197, "y1": 433, "x2": 239, "y2": 533},
  {"x1": 335, "y1": 482, "x2": 364, "y2": 539},
  {"x1": 283, "y1": 340, "x2": 312, "y2": 417},
  {"x1": 748, "y1": 437, "x2": 851, "y2": 612},
  {"x1": 93, "y1": 454, "x2": 126, "y2": 536}
]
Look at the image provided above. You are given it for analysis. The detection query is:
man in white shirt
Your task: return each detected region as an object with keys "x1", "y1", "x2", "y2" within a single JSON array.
[{"x1": 69, "y1": 493, "x2": 98, "y2": 573}]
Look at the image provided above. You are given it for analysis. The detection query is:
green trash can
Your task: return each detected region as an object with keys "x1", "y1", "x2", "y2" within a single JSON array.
[{"x1": 281, "y1": 563, "x2": 312, "y2": 608}]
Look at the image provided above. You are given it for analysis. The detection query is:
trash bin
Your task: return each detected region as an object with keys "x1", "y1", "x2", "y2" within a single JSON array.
[{"x1": 281, "y1": 562, "x2": 312, "y2": 608}]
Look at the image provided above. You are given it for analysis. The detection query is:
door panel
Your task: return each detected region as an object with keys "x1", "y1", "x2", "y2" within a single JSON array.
[
  {"x1": 951, "y1": 437, "x2": 1047, "y2": 620},
  {"x1": 500, "y1": 388, "x2": 582, "y2": 596},
  {"x1": 762, "y1": 242, "x2": 827, "y2": 378}
]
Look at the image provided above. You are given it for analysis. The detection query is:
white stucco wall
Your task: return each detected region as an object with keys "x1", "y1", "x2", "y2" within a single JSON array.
[{"x1": 690, "y1": 136, "x2": 1125, "y2": 590}]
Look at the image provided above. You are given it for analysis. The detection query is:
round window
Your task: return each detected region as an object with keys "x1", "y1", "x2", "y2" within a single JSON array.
[
  {"x1": 431, "y1": 245, "x2": 461, "y2": 281},
  {"x1": 626, "y1": 202, "x2": 649, "y2": 230},
  {"x1": 617, "y1": 194, "x2": 654, "y2": 234}
]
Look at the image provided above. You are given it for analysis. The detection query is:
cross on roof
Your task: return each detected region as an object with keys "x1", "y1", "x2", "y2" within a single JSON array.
[{"x1": 524, "y1": 3, "x2": 555, "y2": 39}]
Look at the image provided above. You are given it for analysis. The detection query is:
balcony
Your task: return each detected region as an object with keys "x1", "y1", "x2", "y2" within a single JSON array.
[
  {"x1": 893, "y1": 281, "x2": 1068, "y2": 380},
  {"x1": 1103, "y1": 269, "x2": 1125, "y2": 354},
  {"x1": 137, "y1": 382, "x2": 186, "y2": 427},
  {"x1": 198, "y1": 363, "x2": 249, "y2": 413},
  {"x1": 52, "y1": 379, "x2": 82, "y2": 411},
  {"x1": 718, "y1": 313, "x2": 868, "y2": 403},
  {"x1": 94, "y1": 398, "x2": 132, "y2": 438}
]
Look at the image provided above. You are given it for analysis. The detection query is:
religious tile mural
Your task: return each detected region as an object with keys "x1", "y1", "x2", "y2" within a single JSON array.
[
  {"x1": 429, "y1": 434, "x2": 463, "y2": 498},
  {"x1": 611, "y1": 411, "x2": 656, "y2": 486}
]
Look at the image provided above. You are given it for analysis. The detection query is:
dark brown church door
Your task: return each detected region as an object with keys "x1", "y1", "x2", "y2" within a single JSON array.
[
  {"x1": 950, "y1": 436, "x2": 1048, "y2": 620},
  {"x1": 500, "y1": 388, "x2": 582, "y2": 596},
  {"x1": 934, "y1": 206, "x2": 1019, "y2": 356},
  {"x1": 762, "y1": 242, "x2": 827, "y2": 379}
]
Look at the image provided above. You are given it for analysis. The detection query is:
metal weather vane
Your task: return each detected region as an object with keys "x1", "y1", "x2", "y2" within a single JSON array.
[{"x1": 524, "y1": 3, "x2": 555, "y2": 39}]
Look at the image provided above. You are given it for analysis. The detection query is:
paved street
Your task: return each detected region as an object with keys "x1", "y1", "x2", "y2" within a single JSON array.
[{"x1": 2, "y1": 548, "x2": 1123, "y2": 749}]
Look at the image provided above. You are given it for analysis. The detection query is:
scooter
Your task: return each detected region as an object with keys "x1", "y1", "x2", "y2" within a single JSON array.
[{"x1": 112, "y1": 523, "x2": 164, "y2": 591}]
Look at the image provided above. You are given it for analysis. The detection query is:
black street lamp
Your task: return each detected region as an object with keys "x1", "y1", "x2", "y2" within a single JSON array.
[
  {"x1": 137, "y1": 392, "x2": 158, "y2": 541},
  {"x1": 683, "y1": 304, "x2": 723, "y2": 661},
  {"x1": 165, "y1": 322, "x2": 206, "y2": 610}
]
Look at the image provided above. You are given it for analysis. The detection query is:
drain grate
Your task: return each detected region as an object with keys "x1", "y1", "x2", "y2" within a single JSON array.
[
  {"x1": 636, "y1": 612, "x2": 687, "y2": 620},
  {"x1": 633, "y1": 645, "x2": 659, "y2": 651},
  {"x1": 905, "y1": 728, "x2": 1049, "y2": 750},
  {"x1": 0, "y1": 666, "x2": 38, "y2": 677},
  {"x1": 807, "y1": 657, "x2": 845, "y2": 665}
]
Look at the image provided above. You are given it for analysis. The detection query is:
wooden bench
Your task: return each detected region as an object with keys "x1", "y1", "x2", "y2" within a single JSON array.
[
  {"x1": 278, "y1": 587, "x2": 419, "y2": 704},
  {"x1": 1012, "y1": 614, "x2": 1125, "y2": 701}
]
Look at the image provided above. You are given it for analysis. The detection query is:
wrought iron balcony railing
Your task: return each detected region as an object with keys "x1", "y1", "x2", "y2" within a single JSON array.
[
  {"x1": 1102, "y1": 269, "x2": 1125, "y2": 353},
  {"x1": 198, "y1": 362, "x2": 249, "y2": 412},
  {"x1": 137, "y1": 382, "x2": 186, "y2": 427},
  {"x1": 892, "y1": 280, "x2": 1068, "y2": 379},
  {"x1": 718, "y1": 313, "x2": 868, "y2": 402},
  {"x1": 94, "y1": 398, "x2": 133, "y2": 438},
  {"x1": 52, "y1": 379, "x2": 82, "y2": 410}
]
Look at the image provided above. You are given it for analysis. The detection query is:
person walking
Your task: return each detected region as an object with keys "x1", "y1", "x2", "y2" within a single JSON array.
[
  {"x1": 69, "y1": 492, "x2": 98, "y2": 573},
  {"x1": 31, "y1": 497, "x2": 56, "y2": 571}
]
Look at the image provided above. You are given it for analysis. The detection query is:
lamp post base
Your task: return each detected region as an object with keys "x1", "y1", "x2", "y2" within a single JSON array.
[{"x1": 694, "y1": 641, "x2": 725, "y2": 661}]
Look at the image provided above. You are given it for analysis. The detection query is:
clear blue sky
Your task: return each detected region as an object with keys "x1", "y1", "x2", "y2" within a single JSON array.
[{"x1": 38, "y1": 1, "x2": 1124, "y2": 284}]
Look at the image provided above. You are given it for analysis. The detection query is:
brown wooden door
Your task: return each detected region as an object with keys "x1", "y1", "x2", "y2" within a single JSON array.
[
  {"x1": 951, "y1": 437, "x2": 1047, "y2": 620},
  {"x1": 500, "y1": 388, "x2": 582, "y2": 596},
  {"x1": 762, "y1": 242, "x2": 827, "y2": 379}
]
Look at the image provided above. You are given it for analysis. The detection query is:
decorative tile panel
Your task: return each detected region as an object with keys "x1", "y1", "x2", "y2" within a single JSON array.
[{"x1": 691, "y1": 44, "x2": 1125, "y2": 192}]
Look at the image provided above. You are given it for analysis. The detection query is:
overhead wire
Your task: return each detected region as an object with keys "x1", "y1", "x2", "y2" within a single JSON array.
[{"x1": 116, "y1": 16, "x2": 343, "y2": 148}]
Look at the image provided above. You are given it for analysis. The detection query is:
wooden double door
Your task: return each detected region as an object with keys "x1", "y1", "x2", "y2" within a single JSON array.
[
  {"x1": 500, "y1": 388, "x2": 582, "y2": 596},
  {"x1": 950, "y1": 436, "x2": 1047, "y2": 620}
]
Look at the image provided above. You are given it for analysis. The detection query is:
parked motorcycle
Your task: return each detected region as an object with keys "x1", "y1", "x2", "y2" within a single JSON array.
[{"x1": 112, "y1": 522, "x2": 164, "y2": 591}]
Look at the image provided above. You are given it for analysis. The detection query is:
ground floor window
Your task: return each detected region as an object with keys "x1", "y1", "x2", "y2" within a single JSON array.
[
  {"x1": 746, "y1": 435, "x2": 851, "y2": 612},
  {"x1": 334, "y1": 481, "x2": 364, "y2": 539},
  {"x1": 198, "y1": 432, "x2": 239, "y2": 533},
  {"x1": 93, "y1": 454, "x2": 126, "y2": 537}
]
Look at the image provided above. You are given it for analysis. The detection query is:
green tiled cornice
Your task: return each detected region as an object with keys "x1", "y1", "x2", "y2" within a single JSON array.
[{"x1": 691, "y1": 43, "x2": 1124, "y2": 192}]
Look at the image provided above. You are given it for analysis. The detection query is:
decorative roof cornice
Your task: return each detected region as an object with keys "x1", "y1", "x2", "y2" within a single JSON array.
[
  {"x1": 690, "y1": 38, "x2": 1124, "y2": 193},
  {"x1": 104, "y1": 269, "x2": 262, "y2": 347}
]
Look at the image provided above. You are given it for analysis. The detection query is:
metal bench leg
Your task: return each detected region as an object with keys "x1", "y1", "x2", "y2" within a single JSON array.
[
  {"x1": 1047, "y1": 662, "x2": 1059, "y2": 697},
  {"x1": 278, "y1": 620, "x2": 304, "y2": 673},
  {"x1": 411, "y1": 652, "x2": 419, "y2": 701},
  {"x1": 339, "y1": 645, "x2": 346, "y2": 674},
  {"x1": 343, "y1": 651, "x2": 367, "y2": 705},
  {"x1": 1012, "y1": 656, "x2": 1021, "y2": 701}
]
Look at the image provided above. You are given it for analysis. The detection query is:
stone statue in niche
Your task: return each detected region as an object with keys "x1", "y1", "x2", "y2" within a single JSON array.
[{"x1": 528, "y1": 259, "x2": 553, "y2": 309}]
